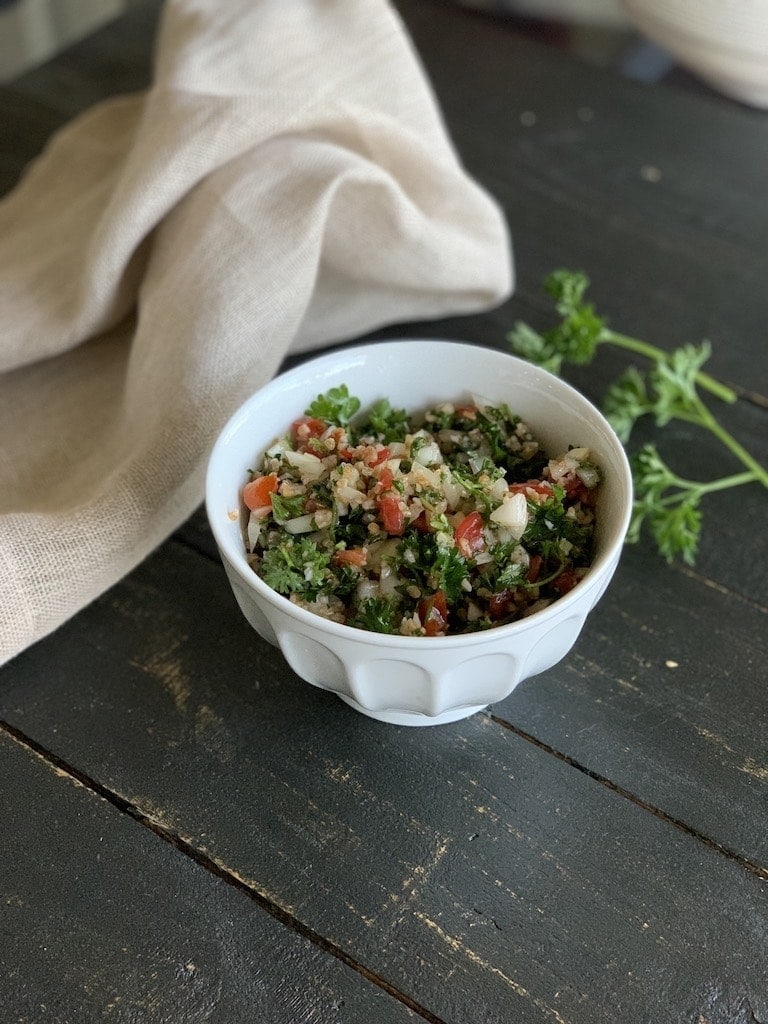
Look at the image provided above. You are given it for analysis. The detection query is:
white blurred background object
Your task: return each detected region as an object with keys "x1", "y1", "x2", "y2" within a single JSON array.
[{"x1": 620, "y1": 0, "x2": 768, "y2": 108}]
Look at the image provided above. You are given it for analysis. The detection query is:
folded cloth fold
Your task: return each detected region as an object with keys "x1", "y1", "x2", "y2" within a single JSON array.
[{"x1": 0, "y1": 0, "x2": 512, "y2": 666}]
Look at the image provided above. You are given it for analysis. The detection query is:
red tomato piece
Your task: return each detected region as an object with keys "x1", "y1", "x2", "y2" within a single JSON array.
[
  {"x1": 376, "y1": 466, "x2": 394, "y2": 492},
  {"x1": 330, "y1": 428, "x2": 355, "y2": 461},
  {"x1": 564, "y1": 479, "x2": 598, "y2": 506},
  {"x1": 411, "y1": 511, "x2": 431, "y2": 533},
  {"x1": 290, "y1": 416, "x2": 327, "y2": 451},
  {"x1": 378, "y1": 495, "x2": 405, "y2": 536},
  {"x1": 418, "y1": 591, "x2": 448, "y2": 636},
  {"x1": 454, "y1": 511, "x2": 485, "y2": 558},
  {"x1": 526, "y1": 554, "x2": 543, "y2": 583},
  {"x1": 332, "y1": 548, "x2": 367, "y2": 568},
  {"x1": 364, "y1": 446, "x2": 391, "y2": 467},
  {"x1": 509, "y1": 480, "x2": 553, "y2": 498},
  {"x1": 488, "y1": 589, "x2": 515, "y2": 621},
  {"x1": 552, "y1": 568, "x2": 578, "y2": 595},
  {"x1": 242, "y1": 473, "x2": 278, "y2": 512},
  {"x1": 455, "y1": 404, "x2": 478, "y2": 420}
]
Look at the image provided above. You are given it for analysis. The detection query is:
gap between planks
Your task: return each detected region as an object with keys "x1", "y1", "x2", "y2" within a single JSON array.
[
  {"x1": 0, "y1": 717, "x2": 447, "y2": 1024},
  {"x1": 490, "y1": 713, "x2": 768, "y2": 882}
]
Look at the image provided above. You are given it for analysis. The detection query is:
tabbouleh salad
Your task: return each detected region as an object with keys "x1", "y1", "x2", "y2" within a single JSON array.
[{"x1": 242, "y1": 386, "x2": 601, "y2": 637}]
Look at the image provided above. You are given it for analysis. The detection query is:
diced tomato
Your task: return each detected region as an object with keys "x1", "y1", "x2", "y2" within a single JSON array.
[
  {"x1": 378, "y1": 495, "x2": 405, "y2": 536},
  {"x1": 551, "y1": 568, "x2": 578, "y2": 595},
  {"x1": 411, "y1": 511, "x2": 431, "y2": 533},
  {"x1": 526, "y1": 554, "x2": 543, "y2": 583},
  {"x1": 455, "y1": 404, "x2": 478, "y2": 420},
  {"x1": 564, "y1": 479, "x2": 598, "y2": 506},
  {"x1": 376, "y1": 466, "x2": 394, "y2": 492},
  {"x1": 290, "y1": 416, "x2": 327, "y2": 451},
  {"x1": 509, "y1": 480, "x2": 553, "y2": 498},
  {"x1": 242, "y1": 473, "x2": 278, "y2": 512},
  {"x1": 330, "y1": 428, "x2": 355, "y2": 461},
  {"x1": 454, "y1": 511, "x2": 485, "y2": 559},
  {"x1": 418, "y1": 591, "x2": 448, "y2": 636},
  {"x1": 332, "y1": 547, "x2": 367, "y2": 568},
  {"x1": 488, "y1": 589, "x2": 515, "y2": 621},
  {"x1": 364, "y1": 445, "x2": 391, "y2": 467}
]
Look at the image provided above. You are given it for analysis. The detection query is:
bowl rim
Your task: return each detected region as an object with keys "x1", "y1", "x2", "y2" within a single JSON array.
[{"x1": 205, "y1": 338, "x2": 633, "y2": 649}]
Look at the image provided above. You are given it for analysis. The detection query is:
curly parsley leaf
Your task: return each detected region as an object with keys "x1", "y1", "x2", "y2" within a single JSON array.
[
  {"x1": 349, "y1": 597, "x2": 399, "y2": 634},
  {"x1": 391, "y1": 532, "x2": 469, "y2": 605},
  {"x1": 260, "y1": 537, "x2": 330, "y2": 597},
  {"x1": 508, "y1": 269, "x2": 767, "y2": 564},
  {"x1": 523, "y1": 494, "x2": 592, "y2": 561},
  {"x1": 306, "y1": 384, "x2": 361, "y2": 426},
  {"x1": 360, "y1": 398, "x2": 410, "y2": 443},
  {"x1": 269, "y1": 492, "x2": 306, "y2": 523}
]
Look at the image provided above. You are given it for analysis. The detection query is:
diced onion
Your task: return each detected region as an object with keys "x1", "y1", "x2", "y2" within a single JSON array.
[
  {"x1": 284, "y1": 449, "x2": 324, "y2": 479},
  {"x1": 378, "y1": 562, "x2": 400, "y2": 598},
  {"x1": 246, "y1": 516, "x2": 263, "y2": 551},
  {"x1": 414, "y1": 440, "x2": 442, "y2": 466},
  {"x1": 489, "y1": 490, "x2": 528, "y2": 539},
  {"x1": 410, "y1": 463, "x2": 442, "y2": 492},
  {"x1": 283, "y1": 513, "x2": 317, "y2": 534},
  {"x1": 441, "y1": 473, "x2": 463, "y2": 510},
  {"x1": 576, "y1": 465, "x2": 600, "y2": 489},
  {"x1": 489, "y1": 476, "x2": 508, "y2": 502},
  {"x1": 356, "y1": 579, "x2": 379, "y2": 603}
]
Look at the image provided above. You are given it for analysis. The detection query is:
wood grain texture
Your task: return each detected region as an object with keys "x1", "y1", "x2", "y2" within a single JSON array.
[
  {"x1": 0, "y1": 729, "x2": 420, "y2": 1024},
  {"x1": 1, "y1": 2, "x2": 767, "y2": 1023},
  {"x1": 2, "y1": 540, "x2": 767, "y2": 1024}
]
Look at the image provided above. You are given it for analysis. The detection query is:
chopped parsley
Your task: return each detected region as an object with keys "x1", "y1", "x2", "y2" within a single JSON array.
[{"x1": 244, "y1": 388, "x2": 601, "y2": 635}]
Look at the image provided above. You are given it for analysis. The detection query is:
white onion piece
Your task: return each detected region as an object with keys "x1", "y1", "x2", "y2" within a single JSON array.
[
  {"x1": 356, "y1": 579, "x2": 379, "y2": 603},
  {"x1": 246, "y1": 516, "x2": 263, "y2": 551},
  {"x1": 441, "y1": 474, "x2": 463, "y2": 510},
  {"x1": 414, "y1": 440, "x2": 442, "y2": 466},
  {"x1": 489, "y1": 476, "x2": 509, "y2": 502},
  {"x1": 410, "y1": 463, "x2": 441, "y2": 490},
  {"x1": 265, "y1": 437, "x2": 290, "y2": 457},
  {"x1": 489, "y1": 490, "x2": 528, "y2": 539},
  {"x1": 576, "y1": 465, "x2": 600, "y2": 489},
  {"x1": 283, "y1": 449, "x2": 324, "y2": 479},
  {"x1": 283, "y1": 513, "x2": 317, "y2": 534},
  {"x1": 378, "y1": 562, "x2": 400, "y2": 598}
]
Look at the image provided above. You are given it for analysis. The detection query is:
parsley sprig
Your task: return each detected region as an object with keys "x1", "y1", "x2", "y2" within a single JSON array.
[
  {"x1": 306, "y1": 384, "x2": 360, "y2": 426},
  {"x1": 508, "y1": 270, "x2": 768, "y2": 564}
]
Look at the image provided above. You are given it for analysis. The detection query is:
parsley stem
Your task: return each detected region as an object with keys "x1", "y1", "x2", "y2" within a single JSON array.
[
  {"x1": 692, "y1": 399, "x2": 768, "y2": 488},
  {"x1": 603, "y1": 329, "x2": 737, "y2": 405},
  {"x1": 656, "y1": 469, "x2": 760, "y2": 504}
]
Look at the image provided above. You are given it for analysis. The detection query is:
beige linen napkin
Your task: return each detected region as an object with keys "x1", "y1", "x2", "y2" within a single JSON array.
[{"x1": 0, "y1": 0, "x2": 512, "y2": 666}]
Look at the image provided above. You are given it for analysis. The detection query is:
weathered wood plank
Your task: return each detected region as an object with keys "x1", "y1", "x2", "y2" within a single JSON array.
[
  {"x1": 398, "y1": 0, "x2": 768, "y2": 395},
  {"x1": 1, "y1": 540, "x2": 766, "y2": 1024},
  {"x1": 0, "y1": 729, "x2": 420, "y2": 1024}
]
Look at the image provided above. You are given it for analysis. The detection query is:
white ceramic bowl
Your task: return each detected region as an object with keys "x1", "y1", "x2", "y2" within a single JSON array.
[
  {"x1": 621, "y1": 0, "x2": 768, "y2": 108},
  {"x1": 206, "y1": 340, "x2": 632, "y2": 726}
]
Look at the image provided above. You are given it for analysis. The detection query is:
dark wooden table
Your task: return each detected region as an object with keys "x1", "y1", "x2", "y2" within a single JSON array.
[{"x1": 2, "y1": 3, "x2": 767, "y2": 1022}]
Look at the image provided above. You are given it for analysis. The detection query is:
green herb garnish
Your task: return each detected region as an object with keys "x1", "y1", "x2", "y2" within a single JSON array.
[
  {"x1": 349, "y1": 596, "x2": 400, "y2": 634},
  {"x1": 509, "y1": 269, "x2": 768, "y2": 564},
  {"x1": 361, "y1": 398, "x2": 410, "y2": 442},
  {"x1": 260, "y1": 537, "x2": 330, "y2": 598},
  {"x1": 306, "y1": 384, "x2": 361, "y2": 426},
  {"x1": 269, "y1": 492, "x2": 306, "y2": 523}
]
